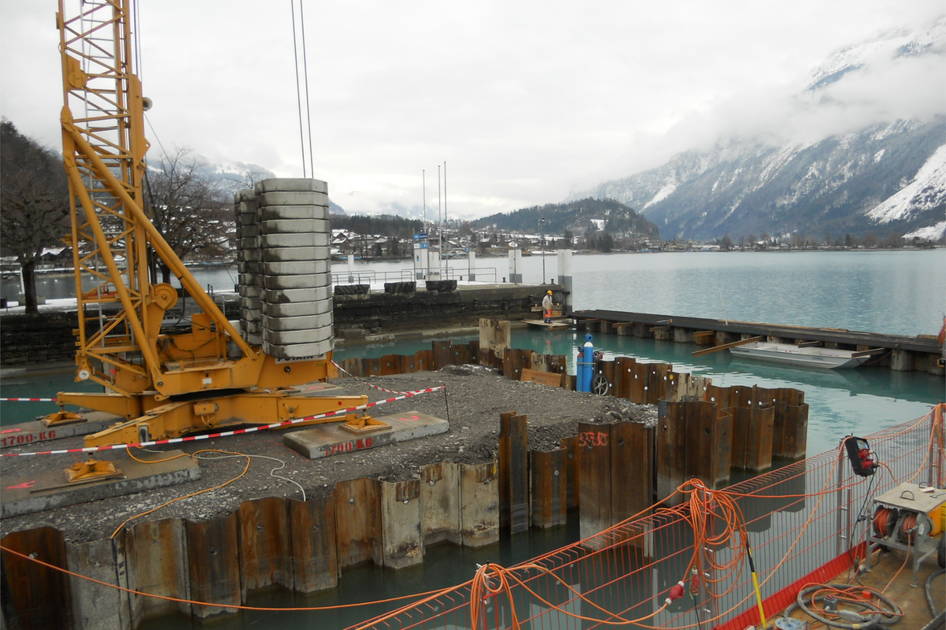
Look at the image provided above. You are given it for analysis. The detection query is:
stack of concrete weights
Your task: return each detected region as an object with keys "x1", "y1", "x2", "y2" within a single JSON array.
[
  {"x1": 256, "y1": 178, "x2": 333, "y2": 360},
  {"x1": 234, "y1": 190, "x2": 263, "y2": 345}
]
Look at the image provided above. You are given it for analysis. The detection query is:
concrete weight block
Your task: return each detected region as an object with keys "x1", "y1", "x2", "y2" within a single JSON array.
[
  {"x1": 260, "y1": 232, "x2": 330, "y2": 248},
  {"x1": 261, "y1": 246, "x2": 330, "y2": 262},
  {"x1": 263, "y1": 328, "x2": 333, "y2": 345},
  {"x1": 263, "y1": 339, "x2": 333, "y2": 359},
  {"x1": 238, "y1": 261, "x2": 262, "y2": 274},
  {"x1": 239, "y1": 237, "x2": 259, "y2": 249},
  {"x1": 238, "y1": 249, "x2": 261, "y2": 262},
  {"x1": 263, "y1": 286, "x2": 331, "y2": 303},
  {"x1": 262, "y1": 313, "x2": 333, "y2": 331},
  {"x1": 263, "y1": 299, "x2": 333, "y2": 318},
  {"x1": 262, "y1": 261, "x2": 330, "y2": 275},
  {"x1": 260, "y1": 219, "x2": 329, "y2": 234},
  {"x1": 240, "y1": 224, "x2": 260, "y2": 236},
  {"x1": 259, "y1": 204, "x2": 329, "y2": 221},
  {"x1": 237, "y1": 189, "x2": 257, "y2": 202},
  {"x1": 256, "y1": 178, "x2": 327, "y2": 194},
  {"x1": 263, "y1": 273, "x2": 331, "y2": 290},
  {"x1": 259, "y1": 191, "x2": 323, "y2": 206},
  {"x1": 238, "y1": 285, "x2": 262, "y2": 298}
]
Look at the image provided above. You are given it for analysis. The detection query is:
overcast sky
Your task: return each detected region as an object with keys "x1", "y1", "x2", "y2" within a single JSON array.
[{"x1": 1, "y1": 1, "x2": 943, "y2": 218}]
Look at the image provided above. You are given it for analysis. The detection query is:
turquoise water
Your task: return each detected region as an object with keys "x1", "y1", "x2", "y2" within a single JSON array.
[
  {"x1": 1, "y1": 250, "x2": 943, "y2": 629},
  {"x1": 6, "y1": 250, "x2": 944, "y2": 335}
]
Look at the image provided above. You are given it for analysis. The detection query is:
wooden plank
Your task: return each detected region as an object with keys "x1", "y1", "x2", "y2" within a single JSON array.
[
  {"x1": 288, "y1": 493, "x2": 338, "y2": 592},
  {"x1": 691, "y1": 335, "x2": 763, "y2": 357},
  {"x1": 0, "y1": 527, "x2": 73, "y2": 629},
  {"x1": 531, "y1": 449, "x2": 567, "y2": 528},
  {"x1": 238, "y1": 496, "x2": 291, "y2": 597},
  {"x1": 186, "y1": 513, "x2": 241, "y2": 619},
  {"x1": 611, "y1": 422, "x2": 654, "y2": 520},
  {"x1": 334, "y1": 477, "x2": 381, "y2": 568},
  {"x1": 498, "y1": 412, "x2": 530, "y2": 534},
  {"x1": 577, "y1": 422, "x2": 612, "y2": 541},
  {"x1": 521, "y1": 367, "x2": 565, "y2": 387}
]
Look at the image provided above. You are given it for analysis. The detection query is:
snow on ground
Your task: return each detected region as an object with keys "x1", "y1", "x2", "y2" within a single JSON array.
[
  {"x1": 904, "y1": 219, "x2": 946, "y2": 241},
  {"x1": 866, "y1": 143, "x2": 946, "y2": 223}
]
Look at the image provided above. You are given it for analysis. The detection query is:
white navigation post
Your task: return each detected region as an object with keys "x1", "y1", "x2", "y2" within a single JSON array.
[
  {"x1": 508, "y1": 244, "x2": 523, "y2": 284},
  {"x1": 557, "y1": 249, "x2": 573, "y2": 313}
]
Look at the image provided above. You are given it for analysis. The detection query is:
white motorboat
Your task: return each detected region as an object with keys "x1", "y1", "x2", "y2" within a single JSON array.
[{"x1": 729, "y1": 341, "x2": 871, "y2": 369}]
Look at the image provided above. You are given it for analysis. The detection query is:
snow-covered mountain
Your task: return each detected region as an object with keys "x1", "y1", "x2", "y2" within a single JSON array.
[{"x1": 584, "y1": 16, "x2": 946, "y2": 241}]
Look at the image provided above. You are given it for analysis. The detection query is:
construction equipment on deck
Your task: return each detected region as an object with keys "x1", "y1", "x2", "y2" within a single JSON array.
[{"x1": 48, "y1": 0, "x2": 379, "y2": 468}]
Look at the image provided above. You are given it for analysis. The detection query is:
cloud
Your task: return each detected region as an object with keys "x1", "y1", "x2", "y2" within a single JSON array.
[{"x1": 2, "y1": 1, "x2": 944, "y2": 219}]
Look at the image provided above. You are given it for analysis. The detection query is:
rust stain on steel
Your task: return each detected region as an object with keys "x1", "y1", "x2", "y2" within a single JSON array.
[
  {"x1": 420, "y1": 462, "x2": 461, "y2": 545},
  {"x1": 656, "y1": 402, "x2": 688, "y2": 506},
  {"x1": 432, "y1": 341, "x2": 453, "y2": 370},
  {"x1": 342, "y1": 357, "x2": 362, "y2": 377},
  {"x1": 289, "y1": 493, "x2": 338, "y2": 592},
  {"x1": 530, "y1": 448, "x2": 567, "y2": 528},
  {"x1": 379, "y1": 354, "x2": 401, "y2": 376},
  {"x1": 498, "y1": 412, "x2": 529, "y2": 534},
  {"x1": 458, "y1": 461, "x2": 498, "y2": 547},
  {"x1": 414, "y1": 349, "x2": 434, "y2": 371},
  {"x1": 334, "y1": 477, "x2": 381, "y2": 568},
  {"x1": 577, "y1": 422, "x2": 612, "y2": 542},
  {"x1": 610, "y1": 422, "x2": 654, "y2": 521},
  {"x1": 732, "y1": 406, "x2": 775, "y2": 472},
  {"x1": 380, "y1": 480, "x2": 423, "y2": 569},
  {"x1": 559, "y1": 436, "x2": 578, "y2": 510},
  {"x1": 185, "y1": 513, "x2": 241, "y2": 619},
  {"x1": 238, "y1": 496, "x2": 291, "y2": 597},
  {"x1": 0, "y1": 526, "x2": 73, "y2": 629},
  {"x1": 124, "y1": 518, "x2": 190, "y2": 622}
]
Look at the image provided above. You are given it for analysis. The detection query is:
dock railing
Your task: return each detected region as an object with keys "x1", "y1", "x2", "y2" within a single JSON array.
[{"x1": 348, "y1": 406, "x2": 944, "y2": 630}]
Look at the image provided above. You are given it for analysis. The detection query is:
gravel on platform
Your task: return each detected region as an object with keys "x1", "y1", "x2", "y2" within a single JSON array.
[{"x1": 0, "y1": 366, "x2": 655, "y2": 542}]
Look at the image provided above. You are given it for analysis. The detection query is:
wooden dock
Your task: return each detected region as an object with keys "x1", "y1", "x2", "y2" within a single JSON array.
[
  {"x1": 523, "y1": 318, "x2": 571, "y2": 330},
  {"x1": 572, "y1": 309, "x2": 944, "y2": 374}
]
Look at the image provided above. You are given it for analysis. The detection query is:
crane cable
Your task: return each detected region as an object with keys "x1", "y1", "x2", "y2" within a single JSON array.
[{"x1": 289, "y1": 0, "x2": 314, "y2": 177}]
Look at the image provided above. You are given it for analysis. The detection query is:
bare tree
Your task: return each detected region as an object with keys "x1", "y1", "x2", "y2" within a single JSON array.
[
  {"x1": 144, "y1": 148, "x2": 231, "y2": 283},
  {"x1": 0, "y1": 120, "x2": 70, "y2": 313}
]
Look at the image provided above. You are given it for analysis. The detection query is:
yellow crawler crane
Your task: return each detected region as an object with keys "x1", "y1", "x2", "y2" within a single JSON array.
[{"x1": 49, "y1": 0, "x2": 376, "y2": 456}]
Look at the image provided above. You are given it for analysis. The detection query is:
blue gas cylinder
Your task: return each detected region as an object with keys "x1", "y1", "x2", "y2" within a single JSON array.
[{"x1": 577, "y1": 334, "x2": 594, "y2": 392}]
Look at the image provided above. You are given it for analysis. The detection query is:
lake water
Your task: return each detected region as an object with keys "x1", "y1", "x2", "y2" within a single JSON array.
[
  {"x1": 5, "y1": 249, "x2": 943, "y2": 335},
  {"x1": 1, "y1": 249, "x2": 943, "y2": 629}
]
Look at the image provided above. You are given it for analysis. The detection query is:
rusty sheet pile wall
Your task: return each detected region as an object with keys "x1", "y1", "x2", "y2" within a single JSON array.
[{"x1": 1, "y1": 338, "x2": 816, "y2": 629}]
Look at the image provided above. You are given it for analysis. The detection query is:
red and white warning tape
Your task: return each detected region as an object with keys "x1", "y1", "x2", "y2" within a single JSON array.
[
  {"x1": 331, "y1": 361, "x2": 408, "y2": 395},
  {"x1": 0, "y1": 385, "x2": 444, "y2": 457},
  {"x1": 0, "y1": 397, "x2": 57, "y2": 402}
]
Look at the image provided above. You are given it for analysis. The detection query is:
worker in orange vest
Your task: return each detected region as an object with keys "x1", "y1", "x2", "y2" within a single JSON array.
[{"x1": 542, "y1": 290, "x2": 554, "y2": 323}]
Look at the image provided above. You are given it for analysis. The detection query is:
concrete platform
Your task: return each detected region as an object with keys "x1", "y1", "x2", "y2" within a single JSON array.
[
  {"x1": 284, "y1": 410, "x2": 449, "y2": 459},
  {"x1": 1, "y1": 450, "x2": 200, "y2": 518},
  {"x1": 0, "y1": 414, "x2": 115, "y2": 449}
]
